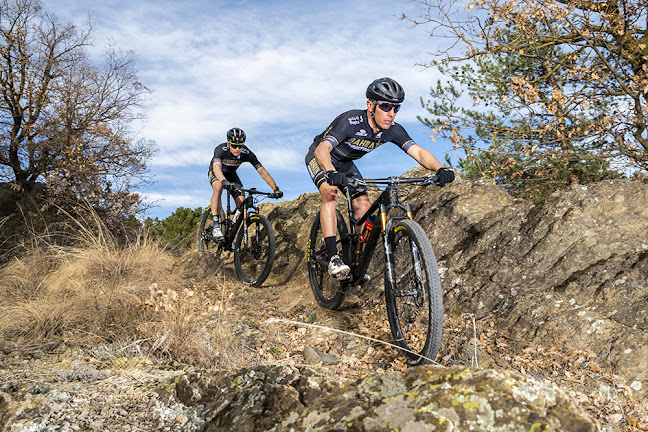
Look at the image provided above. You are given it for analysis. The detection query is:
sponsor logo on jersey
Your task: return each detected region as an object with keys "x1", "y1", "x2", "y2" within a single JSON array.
[
  {"x1": 376, "y1": 131, "x2": 383, "y2": 139},
  {"x1": 348, "y1": 116, "x2": 362, "y2": 125},
  {"x1": 346, "y1": 137, "x2": 383, "y2": 151},
  {"x1": 356, "y1": 129, "x2": 368, "y2": 137},
  {"x1": 222, "y1": 158, "x2": 243, "y2": 167}
]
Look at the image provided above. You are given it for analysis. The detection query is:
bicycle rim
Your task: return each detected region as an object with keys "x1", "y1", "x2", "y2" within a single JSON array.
[
  {"x1": 307, "y1": 210, "x2": 349, "y2": 310},
  {"x1": 198, "y1": 208, "x2": 215, "y2": 252},
  {"x1": 385, "y1": 219, "x2": 443, "y2": 365},
  {"x1": 234, "y1": 215, "x2": 276, "y2": 287}
]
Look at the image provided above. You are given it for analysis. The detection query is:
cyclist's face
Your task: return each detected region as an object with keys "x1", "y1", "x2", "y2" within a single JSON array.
[
  {"x1": 229, "y1": 142, "x2": 244, "y2": 155},
  {"x1": 368, "y1": 100, "x2": 398, "y2": 130}
]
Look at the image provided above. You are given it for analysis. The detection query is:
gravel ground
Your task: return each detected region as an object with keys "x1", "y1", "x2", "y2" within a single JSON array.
[{"x1": 2, "y1": 278, "x2": 647, "y2": 431}]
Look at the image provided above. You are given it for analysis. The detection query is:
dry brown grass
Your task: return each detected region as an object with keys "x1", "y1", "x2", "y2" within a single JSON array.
[{"x1": 0, "y1": 209, "x2": 239, "y2": 368}]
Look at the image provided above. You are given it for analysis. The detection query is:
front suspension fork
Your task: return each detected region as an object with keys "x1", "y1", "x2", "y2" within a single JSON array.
[
  {"x1": 382, "y1": 203, "x2": 421, "y2": 297},
  {"x1": 382, "y1": 204, "x2": 396, "y2": 287}
]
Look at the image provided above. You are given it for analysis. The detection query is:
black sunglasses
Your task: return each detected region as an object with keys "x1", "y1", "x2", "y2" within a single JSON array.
[
  {"x1": 228, "y1": 141, "x2": 244, "y2": 149},
  {"x1": 377, "y1": 102, "x2": 401, "y2": 113}
]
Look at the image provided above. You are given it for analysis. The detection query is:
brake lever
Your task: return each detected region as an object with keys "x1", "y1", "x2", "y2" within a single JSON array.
[
  {"x1": 346, "y1": 177, "x2": 359, "y2": 188},
  {"x1": 423, "y1": 175, "x2": 440, "y2": 186}
]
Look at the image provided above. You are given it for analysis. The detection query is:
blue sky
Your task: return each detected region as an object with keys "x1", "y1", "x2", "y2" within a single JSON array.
[{"x1": 46, "y1": 0, "x2": 459, "y2": 219}]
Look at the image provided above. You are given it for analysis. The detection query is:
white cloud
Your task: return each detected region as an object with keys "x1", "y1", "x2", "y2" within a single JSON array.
[
  {"x1": 43, "y1": 0, "x2": 453, "y2": 218},
  {"x1": 143, "y1": 190, "x2": 205, "y2": 208}
]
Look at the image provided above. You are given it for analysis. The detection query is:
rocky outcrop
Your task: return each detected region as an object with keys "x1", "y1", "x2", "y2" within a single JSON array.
[
  {"x1": 0, "y1": 362, "x2": 601, "y2": 431},
  {"x1": 2, "y1": 173, "x2": 644, "y2": 431},
  {"x1": 261, "y1": 170, "x2": 648, "y2": 399},
  {"x1": 418, "y1": 176, "x2": 648, "y2": 400},
  {"x1": 169, "y1": 364, "x2": 600, "y2": 431}
]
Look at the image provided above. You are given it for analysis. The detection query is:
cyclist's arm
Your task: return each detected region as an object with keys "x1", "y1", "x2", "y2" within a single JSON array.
[
  {"x1": 314, "y1": 140, "x2": 336, "y2": 172},
  {"x1": 211, "y1": 160, "x2": 227, "y2": 182},
  {"x1": 406, "y1": 144, "x2": 444, "y2": 172},
  {"x1": 256, "y1": 166, "x2": 278, "y2": 190}
]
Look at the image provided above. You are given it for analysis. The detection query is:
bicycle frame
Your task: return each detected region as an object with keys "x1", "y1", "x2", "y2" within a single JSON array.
[
  {"x1": 308, "y1": 174, "x2": 444, "y2": 363},
  {"x1": 219, "y1": 187, "x2": 268, "y2": 250},
  {"x1": 340, "y1": 177, "x2": 435, "y2": 286}
]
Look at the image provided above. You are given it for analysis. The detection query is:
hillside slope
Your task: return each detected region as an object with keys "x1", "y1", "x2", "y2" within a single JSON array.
[
  {"x1": 1, "y1": 173, "x2": 647, "y2": 431},
  {"x1": 262, "y1": 169, "x2": 648, "y2": 400}
]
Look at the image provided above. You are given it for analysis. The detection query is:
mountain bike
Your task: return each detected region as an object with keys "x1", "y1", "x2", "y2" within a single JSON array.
[
  {"x1": 199, "y1": 187, "x2": 278, "y2": 287},
  {"x1": 306, "y1": 175, "x2": 444, "y2": 365}
]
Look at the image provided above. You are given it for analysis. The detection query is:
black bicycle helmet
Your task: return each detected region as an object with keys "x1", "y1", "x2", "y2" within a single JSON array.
[
  {"x1": 366, "y1": 77, "x2": 405, "y2": 103},
  {"x1": 226, "y1": 127, "x2": 246, "y2": 144}
]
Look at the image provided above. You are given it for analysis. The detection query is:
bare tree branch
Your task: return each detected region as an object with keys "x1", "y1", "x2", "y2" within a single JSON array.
[{"x1": 0, "y1": 0, "x2": 156, "y2": 217}]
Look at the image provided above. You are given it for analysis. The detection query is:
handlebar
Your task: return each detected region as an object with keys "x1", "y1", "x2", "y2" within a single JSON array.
[
  {"x1": 347, "y1": 175, "x2": 441, "y2": 188},
  {"x1": 241, "y1": 187, "x2": 272, "y2": 196},
  {"x1": 228, "y1": 186, "x2": 279, "y2": 198}
]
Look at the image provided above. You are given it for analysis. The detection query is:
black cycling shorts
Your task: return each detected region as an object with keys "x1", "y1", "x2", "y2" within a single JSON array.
[
  {"x1": 305, "y1": 154, "x2": 367, "y2": 199},
  {"x1": 208, "y1": 165, "x2": 244, "y2": 198}
]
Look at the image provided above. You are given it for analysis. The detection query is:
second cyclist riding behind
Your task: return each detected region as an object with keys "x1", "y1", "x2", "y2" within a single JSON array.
[{"x1": 209, "y1": 127, "x2": 283, "y2": 243}]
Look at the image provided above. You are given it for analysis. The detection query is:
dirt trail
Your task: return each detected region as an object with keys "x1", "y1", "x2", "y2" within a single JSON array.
[
  {"x1": 1, "y1": 256, "x2": 646, "y2": 431},
  {"x1": 210, "y1": 264, "x2": 648, "y2": 430},
  {"x1": 214, "y1": 267, "x2": 407, "y2": 377}
]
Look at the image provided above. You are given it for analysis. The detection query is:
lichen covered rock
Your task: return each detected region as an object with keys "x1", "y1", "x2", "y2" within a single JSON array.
[{"x1": 171, "y1": 364, "x2": 600, "y2": 431}]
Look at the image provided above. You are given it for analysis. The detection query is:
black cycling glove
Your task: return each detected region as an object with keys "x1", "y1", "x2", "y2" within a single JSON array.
[
  {"x1": 221, "y1": 180, "x2": 235, "y2": 191},
  {"x1": 271, "y1": 188, "x2": 284, "y2": 199},
  {"x1": 436, "y1": 167, "x2": 455, "y2": 187},
  {"x1": 326, "y1": 170, "x2": 348, "y2": 187}
]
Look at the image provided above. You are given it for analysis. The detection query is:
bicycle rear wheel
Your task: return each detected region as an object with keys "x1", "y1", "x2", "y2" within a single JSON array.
[
  {"x1": 198, "y1": 206, "x2": 227, "y2": 252},
  {"x1": 307, "y1": 210, "x2": 350, "y2": 310},
  {"x1": 234, "y1": 214, "x2": 276, "y2": 287},
  {"x1": 384, "y1": 218, "x2": 443, "y2": 365},
  {"x1": 198, "y1": 207, "x2": 216, "y2": 252}
]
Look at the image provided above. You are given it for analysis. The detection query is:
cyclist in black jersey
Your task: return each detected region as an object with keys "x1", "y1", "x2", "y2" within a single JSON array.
[
  {"x1": 305, "y1": 77, "x2": 455, "y2": 278},
  {"x1": 209, "y1": 127, "x2": 283, "y2": 240}
]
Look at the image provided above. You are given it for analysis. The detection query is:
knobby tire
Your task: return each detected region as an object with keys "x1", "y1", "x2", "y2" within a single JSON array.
[
  {"x1": 199, "y1": 206, "x2": 227, "y2": 258},
  {"x1": 234, "y1": 214, "x2": 276, "y2": 287},
  {"x1": 307, "y1": 210, "x2": 350, "y2": 310},
  {"x1": 384, "y1": 219, "x2": 443, "y2": 365},
  {"x1": 198, "y1": 207, "x2": 215, "y2": 252}
]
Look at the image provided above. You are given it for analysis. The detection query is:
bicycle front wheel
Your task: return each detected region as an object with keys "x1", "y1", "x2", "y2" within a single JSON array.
[
  {"x1": 307, "y1": 210, "x2": 350, "y2": 310},
  {"x1": 384, "y1": 219, "x2": 443, "y2": 365},
  {"x1": 234, "y1": 214, "x2": 276, "y2": 287}
]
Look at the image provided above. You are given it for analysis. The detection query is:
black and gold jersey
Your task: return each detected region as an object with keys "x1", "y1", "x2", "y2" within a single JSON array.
[
  {"x1": 211, "y1": 143, "x2": 262, "y2": 173},
  {"x1": 306, "y1": 109, "x2": 415, "y2": 164}
]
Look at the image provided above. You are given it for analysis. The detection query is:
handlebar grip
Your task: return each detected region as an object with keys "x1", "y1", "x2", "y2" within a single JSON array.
[{"x1": 424, "y1": 175, "x2": 441, "y2": 186}]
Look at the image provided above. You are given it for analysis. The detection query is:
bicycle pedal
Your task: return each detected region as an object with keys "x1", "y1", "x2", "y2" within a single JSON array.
[{"x1": 335, "y1": 272, "x2": 352, "y2": 281}]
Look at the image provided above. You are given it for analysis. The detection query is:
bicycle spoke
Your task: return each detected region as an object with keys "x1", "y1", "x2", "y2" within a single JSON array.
[
  {"x1": 239, "y1": 224, "x2": 268, "y2": 275},
  {"x1": 199, "y1": 210, "x2": 216, "y2": 252},
  {"x1": 394, "y1": 237, "x2": 428, "y2": 352},
  {"x1": 234, "y1": 215, "x2": 276, "y2": 287},
  {"x1": 307, "y1": 211, "x2": 349, "y2": 310},
  {"x1": 312, "y1": 242, "x2": 338, "y2": 299}
]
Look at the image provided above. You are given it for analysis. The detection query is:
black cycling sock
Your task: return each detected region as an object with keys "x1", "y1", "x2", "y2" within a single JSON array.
[
  {"x1": 213, "y1": 215, "x2": 219, "y2": 226},
  {"x1": 324, "y1": 236, "x2": 338, "y2": 259}
]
